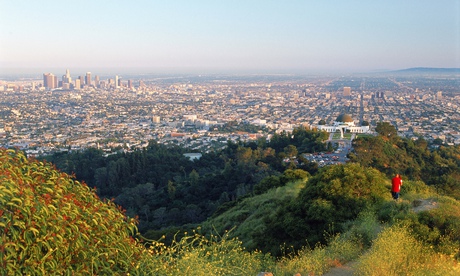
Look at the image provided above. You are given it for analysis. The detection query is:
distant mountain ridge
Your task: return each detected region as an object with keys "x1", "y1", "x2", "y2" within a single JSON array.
[{"x1": 391, "y1": 67, "x2": 460, "y2": 74}]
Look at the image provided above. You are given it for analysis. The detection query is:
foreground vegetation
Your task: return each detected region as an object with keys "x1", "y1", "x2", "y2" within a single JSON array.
[
  {"x1": 3, "y1": 123, "x2": 460, "y2": 274},
  {"x1": 2, "y1": 148, "x2": 460, "y2": 275}
]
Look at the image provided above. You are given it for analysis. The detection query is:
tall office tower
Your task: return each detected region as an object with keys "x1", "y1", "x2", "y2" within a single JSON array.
[
  {"x1": 62, "y1": 69, "x2": 72, "y2": 85},
  {"x1": 43, "y1": 73, "x2": 50, "y2": 88},
  {"x1": 75, "y1": 79, "x2": 81, "y2": 89},
  {"x1": 43, "y1": 73, "x2": 56, "y2": 89},
  {"x1": 79, "y1": 76, "x2": 84, "y2": 85},
  {"x1": 343, "y1": 87, "x2": 351, "y2": 97},
  {"x1": 128, "y1": 79, "x2": 133, "y2": 89},
  {"x1": 85, "y1": 72, "x2": 91, "y2": 86},
  {"x1": 115, "y1": 75, "x2": 119, "y2": 88},
  {"x1": 94, "y1": 75, "x2": 100, "y2": 88}
]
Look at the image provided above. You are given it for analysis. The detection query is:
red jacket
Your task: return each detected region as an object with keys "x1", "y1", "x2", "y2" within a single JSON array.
[{"x1": 392, "y1": 176, "x2": 402, "y2": 192}]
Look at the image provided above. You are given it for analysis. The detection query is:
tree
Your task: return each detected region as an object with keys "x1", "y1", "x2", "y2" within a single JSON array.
[
  {"x1": 259, "y1": 163, "x2": 389, "y2": 255},
  {"x1": 167, "y1": 180, "x2": 176, "y2": 200},
  {"x1": 375, "y1": 122, "x2": 398, "y2": 141},
  {"x1": 283, "y1": 145, "x2": 298, "y2": 158},
  {"x1": 189, "y1": 169, "x2": 200, "y2": 187},
  {"x1": 279, "y1": 169, "x2": 309, "y2": 185},
  {"x1": 253, "y1": 175, "x2": 281, "y2": 195},
  {"x1": 433, "y1": 138, "x2": 444, "y2": 145}
]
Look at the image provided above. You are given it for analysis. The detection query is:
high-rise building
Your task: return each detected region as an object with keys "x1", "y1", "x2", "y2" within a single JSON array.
[
  {"x1": 43, "y1": 73, "x2": 57, "y2": 89},
  {"x1": 62, "y1": 69, "x2": 72, "y2": 86},
  {"x1": 94, "y1": 75, "x2": 100, "y2": 88},
  {"x1": 343, "y1": 87, "x2": 351, "y2": 97},
  {"x1": 75, "y1": 79, "x2": 81, "y2": 89},
  {"x1": 128, "y1": 79, "x2": 133, "y2": 89},
  {"x1": 85, "y1": 72, "x2": 91, "y2": 86}
]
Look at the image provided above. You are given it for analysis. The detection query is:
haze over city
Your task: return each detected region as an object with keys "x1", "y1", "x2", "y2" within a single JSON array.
[{"x1": 1, "y1": 0, "x2": 459, "y2": 75}]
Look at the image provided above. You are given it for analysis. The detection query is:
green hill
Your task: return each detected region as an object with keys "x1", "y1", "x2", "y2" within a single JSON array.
[
  {"x1": 201, "y1": 163, "x2": 460, "y2": 274},
  {"x1": 0, "y1": 149, "x2": 269, "y2": 275},
  {"x1": 202, "y1": 178, "x2": 307, "y2": 252},
  {"x1": 2, "y1": 148, "x2": 460, "y2": 275}
]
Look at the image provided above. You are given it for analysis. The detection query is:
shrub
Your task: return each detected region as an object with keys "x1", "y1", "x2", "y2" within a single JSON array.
[
  {"x1": 0, "y1": 149, "x2": 144, "y2": 274},
  {"x1": 342, "y1": 210, "x2": 382, "y2": 248},
  {"x1": 400, "y1": 180, "x2": 436, "y2": 200}
]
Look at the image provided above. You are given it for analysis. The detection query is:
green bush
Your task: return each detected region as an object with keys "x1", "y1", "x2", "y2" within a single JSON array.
[
  {"x1": 377, "y1": 200, "x2": 412, "y2": 223},
  {"x1": 400, "y1": 180, "x2": 436, "y2": 200},
  {"x1": 0, "y1": 149, "x2": 143, "y2": 274},
  {"x1": 342, "y1": 210, "x2": 382, "y2": 248},
  {"x1": 260, "y1": 163, "x2": 390, "y2": 255}
]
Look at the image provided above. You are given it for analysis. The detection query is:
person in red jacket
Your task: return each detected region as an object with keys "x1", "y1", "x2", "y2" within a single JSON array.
[{"x1": 391, "y1": 174, "x2": 403, "y2": 200}]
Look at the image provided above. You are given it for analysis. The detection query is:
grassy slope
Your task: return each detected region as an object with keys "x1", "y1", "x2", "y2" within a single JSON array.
[
  {"x1": 202, "y1": 180, "x2": 307, "y2": 251},
  {"x1": 202, "y1": 177, "x2": 460, "y2": 275}
]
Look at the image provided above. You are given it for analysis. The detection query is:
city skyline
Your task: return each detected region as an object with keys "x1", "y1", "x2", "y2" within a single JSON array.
[{"x1": 1, "y1": 1, "x2": 459, "y2": 75}]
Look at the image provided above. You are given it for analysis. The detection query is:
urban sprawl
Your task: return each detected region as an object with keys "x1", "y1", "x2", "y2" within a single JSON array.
[{"x1": 1, "y1": 70, "x2": 459, "y2": 157}]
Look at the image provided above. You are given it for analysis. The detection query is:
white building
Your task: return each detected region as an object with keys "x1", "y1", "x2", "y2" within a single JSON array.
[{"x1": 316, "y1": 114, "x2": 369, "y2": 138}]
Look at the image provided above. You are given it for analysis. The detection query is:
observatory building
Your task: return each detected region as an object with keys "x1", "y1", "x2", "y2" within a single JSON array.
[{"x1": 316, "y1": 113, "x2": 369, "y2": 138}]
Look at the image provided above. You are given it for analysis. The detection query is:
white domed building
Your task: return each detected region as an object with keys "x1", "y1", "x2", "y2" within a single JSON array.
[{"x1": 316, "y1": 113, "x2": 369, "y2": 138}]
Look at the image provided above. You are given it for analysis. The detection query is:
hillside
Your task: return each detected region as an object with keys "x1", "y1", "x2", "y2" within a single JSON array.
[
  {"x1": 0, "y1": 149, "x2": 271, "y2": 275},
  {"x1": 2, "y1": 146, "x2": 460, "y2": 275},
  {"x1": 202, "y1": 179, "x2": 307, "y2": 252},
  {"x1": 201, "y1": 163, "x2": 460, "y2": 274}
]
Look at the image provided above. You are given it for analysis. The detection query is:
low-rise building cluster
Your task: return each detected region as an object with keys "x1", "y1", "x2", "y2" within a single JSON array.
[{"x1": 0, "y1": 73, "x2": 459, "y2": 156}]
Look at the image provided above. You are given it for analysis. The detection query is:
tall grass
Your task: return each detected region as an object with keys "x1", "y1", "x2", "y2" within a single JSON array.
[
  {"x1": 273, "y1": 235, "x2": 362, "y2": 276},
  {"x1": 132, "y1": 207, "x2": 459, "y2": 275},
  {"x1": 134, "y1": 229, "x2": 274, "y2": 275},
  {"x1": 355, "y1": 224, "x2": 459, "y2": 276}
]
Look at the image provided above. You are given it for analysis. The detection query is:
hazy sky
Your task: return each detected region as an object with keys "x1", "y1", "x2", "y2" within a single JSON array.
[{"x1": 1, "y1": 0, "x2": 459, "y2": 74}]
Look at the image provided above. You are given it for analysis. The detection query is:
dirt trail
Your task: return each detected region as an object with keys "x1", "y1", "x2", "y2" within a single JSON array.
[
  {"x1": 412, "y1": 198, "x2": 438, "y2": 213},
  {"x1": 322, "y1": 262, "x2": 355, "y2": 276}
]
